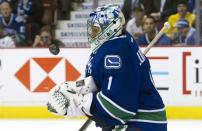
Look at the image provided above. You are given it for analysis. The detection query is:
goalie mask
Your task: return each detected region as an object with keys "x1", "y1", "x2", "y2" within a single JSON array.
[{"x1": 87, "y1": 5, "x2": 125, "y2": 53}]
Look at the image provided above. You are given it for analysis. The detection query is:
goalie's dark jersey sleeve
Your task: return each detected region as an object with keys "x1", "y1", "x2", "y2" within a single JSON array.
[{"x1": 85, "y1": 32, "x2": 167, "y2": 129}]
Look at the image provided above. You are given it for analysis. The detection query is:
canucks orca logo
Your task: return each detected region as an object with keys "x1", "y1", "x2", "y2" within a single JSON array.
[{"x1": 104, "y1": 55, "x2": 121, "y2": 69}]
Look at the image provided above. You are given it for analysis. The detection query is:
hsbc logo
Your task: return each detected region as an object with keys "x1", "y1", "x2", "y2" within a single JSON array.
[{"x1": 15, "y1": 57, "x2": 81, "y2": 92}]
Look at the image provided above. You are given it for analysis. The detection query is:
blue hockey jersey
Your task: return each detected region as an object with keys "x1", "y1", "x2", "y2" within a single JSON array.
[
  {"x1": 85, "y1": 31, "x2": 167, "y2": 130},
  {"x1": 0, "y1": 13, "x2": 26, "y2": 39},
  {"x1": 18, "y1": 0, "x2": 33, "y2": 18}
]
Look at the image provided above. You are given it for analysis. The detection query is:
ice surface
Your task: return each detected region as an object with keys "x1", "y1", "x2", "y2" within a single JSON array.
[{"x1": 0, "y1": 119, "x2": 201, "y2": 131}]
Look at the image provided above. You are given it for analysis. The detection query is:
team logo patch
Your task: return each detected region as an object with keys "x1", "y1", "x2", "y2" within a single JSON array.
[{"x1": 104, "y1": 55, "x2": 121, "y2": 69}]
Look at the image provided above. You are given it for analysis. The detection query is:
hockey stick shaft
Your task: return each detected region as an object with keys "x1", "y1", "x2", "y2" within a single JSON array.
[
  {"x1": 79, "y1": 119, "x2": 92, "y2": 131},
  {"x1": 143, "y1": 22, "x2": 170, "y2": 55},
  {"x1": 79, "y1": 22, "x2": 170, "y2": 131}
]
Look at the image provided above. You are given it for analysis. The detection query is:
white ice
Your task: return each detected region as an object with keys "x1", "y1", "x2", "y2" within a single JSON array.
[{"x1": 0, "y1": 119, "x2": 201, "y2": 131}]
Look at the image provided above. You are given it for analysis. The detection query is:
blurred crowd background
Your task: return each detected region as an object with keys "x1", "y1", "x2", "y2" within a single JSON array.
[{"x1": 0, "y1": 0, "x2": 201, "y2": 48}]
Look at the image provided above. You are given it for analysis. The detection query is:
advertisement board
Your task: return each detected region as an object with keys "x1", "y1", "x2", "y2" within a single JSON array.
[{"x1": 0, "y1": 47, "x2": 202, "y2": 118}]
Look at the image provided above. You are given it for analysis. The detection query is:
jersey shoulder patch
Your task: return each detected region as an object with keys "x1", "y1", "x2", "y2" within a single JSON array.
[{"x1": 104, "y1": 55, "x2": 121, "y2": 69}]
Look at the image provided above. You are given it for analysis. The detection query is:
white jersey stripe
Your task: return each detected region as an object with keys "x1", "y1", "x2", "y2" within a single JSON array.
[
  {"x1": 129, "y1": 119, "x2": 167, "y2": 124},
  {"x1": 138, "y1": 107, "x2": 165, "y2": 112}
]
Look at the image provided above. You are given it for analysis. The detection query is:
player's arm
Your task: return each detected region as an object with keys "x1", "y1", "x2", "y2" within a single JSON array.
[
  {"x1": 90, "y1": 74, "x2": 140, "y2": 125},
  {"x1": 18, "y1": 22, "x2": 26, "y2": 39},
  {"x1": 15, "y1": 16, "x2": 26, "y2": 40},
  {"x1": 88, "y1": 48, "x2": 142, "y2": 125},
  {"x1": 47, "y1": 70, "x2": 139, "y2": 125},
  {"x1": 23, "y1": 0, "x2": 33, "y2": 18}
]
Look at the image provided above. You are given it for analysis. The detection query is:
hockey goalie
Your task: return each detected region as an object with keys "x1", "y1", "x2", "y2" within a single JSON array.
[{"x1": 47, "y1": 5, "x2": 167, "y2": 131}]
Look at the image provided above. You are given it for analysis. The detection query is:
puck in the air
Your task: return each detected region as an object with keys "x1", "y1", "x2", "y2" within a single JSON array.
[{"x1": 49, "y1": 44, "x2": 60, "y2": 55}]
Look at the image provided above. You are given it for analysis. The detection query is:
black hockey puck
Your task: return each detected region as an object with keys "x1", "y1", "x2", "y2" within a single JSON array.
[{"x1": 49, "y1": 44, "x2": 60, "y2": 55}]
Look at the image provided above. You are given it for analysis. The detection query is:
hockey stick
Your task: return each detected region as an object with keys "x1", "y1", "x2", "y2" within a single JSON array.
[
  {"x1": 79, "y1": 22, "x2": 171, "y2": 131},
  {"x1": 143, "y1": 22, "x2": 170, "y2": 55},
  {"x1": 79, "y1": 119, "x2": 92, "y2": 131}
]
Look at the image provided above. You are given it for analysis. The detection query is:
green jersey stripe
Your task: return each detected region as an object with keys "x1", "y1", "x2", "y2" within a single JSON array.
[
  {"x1": 134, "y1": 110, "x2": 167, "y2": 121},
  {"x1": 96, "y1": 93, "x2": 125, "y2": 124},
  {"x1": 129, "y1": 109, "x2": 167, "y2": 123},
  {"x1": 100, "y1": 92, "x2": 136, "y2": 115},
  {"x1": 98, "y1": 92, "x2": 136, "y2": 123},
  {"x1": 97, "y1": 92, "x2": 166, "y2": 124}
]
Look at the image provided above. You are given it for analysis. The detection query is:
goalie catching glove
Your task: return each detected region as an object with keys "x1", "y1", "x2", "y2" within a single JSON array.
[{"x1": 46, "y1": 76, "x2": 97, "y2": 117}]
